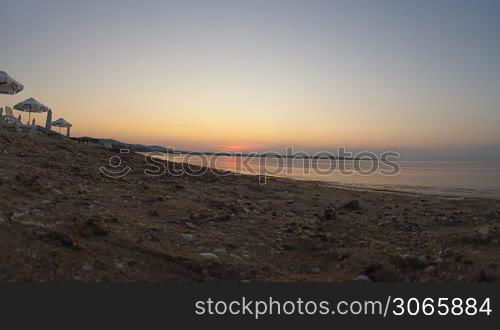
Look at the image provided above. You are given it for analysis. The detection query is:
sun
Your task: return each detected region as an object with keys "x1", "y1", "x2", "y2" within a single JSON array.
[{"x1": 220, "y1": 145, "x2": 249, "y2": 152}]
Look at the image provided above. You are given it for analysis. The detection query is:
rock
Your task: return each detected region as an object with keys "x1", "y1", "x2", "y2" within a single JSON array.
[
  {"x1": 81, "y1": 219, "x2": 108, "y2": 237},
  {"x1": 354, "y1": 274, "x2": 371, "y2": 282},
  {"x1": 484, "y1": 209, "x2": 497, "y2": 221},
  {"x1": 148, "y1": 209, "x2": 160, "y2": 217},
  {"x1": 114, "y1": 260, "x2": 125, "y2": 270},
  {"x1": 424, "y1": 265, "x2": 436, "y2": 274},
  {"x1": 479, "y1": 266, "x2": 498, "y2": 282},
  {"x1": 220, "y1": 201, "x2": 236, "y2": 212},
  {"x1": 364, "y1": 263, "x2": 402, "y2": 282},
  {"x1": 230, "y1": 254, "x2": 242, "y2": 260},
  {"x1": 463, "y1": 259, "x2": 474, "y2": 265},
  {"x1": 337, "y1": 251, "x2": 351, "y2": 261},
  {"x1": 82, "y1": 263, "x2": 93, "y2": 272},
  {"x1": 147, "y1": 234, "x2": 160, "y2": 242},
  {"x1": 199, "y1": 252, "x2": 218, "y2": 260},
  {"x1": 478, "y1": 225, "x2": 494, "y2": 236},
  {"x1": 77, "y1": 188, "x2": 89, "y2": 195},
  {"x1": 190, "y1": 212, "x2": 201, "y2": 220},
  {"x1": 323, "y1": 208, "x2": 337, "y2": 221},
  {"x1": 211, "y1": 214, "x2": 232, "y2": 222},
  {"x1": 182, "y1": 234, "x2": 194, "y2": 242},
  {"x1": 393, "y1": 254, "x2": 429, "y2": 270},
  {"x1": 40, "y1": 231, "x2": 78, "y2": 250},
  {"x1": 127, "y1": 259, "x2": 138, "y2": 267},
  {"x1": 10, "y1": 212, "x2": 26, "y2": 221},
  {"x1": 417, "y1": 255, "x2": 428, "y2": 264},
  {"x1": 213, "y1": 248, "x2": 227, "y2": 256},
  {"x1": 342, "y1": 200, "x2": 361, "y2": 211}
]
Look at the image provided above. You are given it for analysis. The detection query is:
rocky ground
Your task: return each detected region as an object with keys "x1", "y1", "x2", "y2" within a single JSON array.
[{"x1": 0, "y1": 129, "x2": 499, "y2": 282}]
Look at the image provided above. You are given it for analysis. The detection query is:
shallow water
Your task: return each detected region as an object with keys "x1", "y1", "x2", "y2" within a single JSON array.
[{"x1": 153, "y1": 154, "x2": 500, "y2": 199}]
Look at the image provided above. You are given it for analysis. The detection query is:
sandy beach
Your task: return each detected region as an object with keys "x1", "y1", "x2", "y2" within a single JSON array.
[{"x1": 0, "y1": 129, "x2": 499, "y2": 282}]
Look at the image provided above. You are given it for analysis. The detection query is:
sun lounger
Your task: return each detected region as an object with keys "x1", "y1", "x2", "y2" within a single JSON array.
[
  {"x1": 0, "y1": 106, "x2": 25, "y2": 129},
  {"x1": 4, "y1": 106, "x2": 23, "y2": 125}
]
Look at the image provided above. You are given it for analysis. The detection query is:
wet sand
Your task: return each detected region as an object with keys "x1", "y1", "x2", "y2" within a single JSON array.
[{"x1": 0, "y1": 129, "x2": 499, "y2": 282}]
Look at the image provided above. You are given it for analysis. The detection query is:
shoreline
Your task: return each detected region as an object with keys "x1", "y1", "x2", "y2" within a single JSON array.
[{"x1": 148, "y1": 153, "x2": 500, "y2": 201}]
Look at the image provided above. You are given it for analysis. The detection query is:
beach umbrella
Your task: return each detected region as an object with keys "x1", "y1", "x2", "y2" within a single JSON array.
[
  {"x1": 13, "y1": 97, "x2": 50, "y2": 125},
  {"x1": 0, "y1": 71, "x2": 24, "y2": 95},
  {"x1": 52, "y1": 118, "x2": 72, "y2": 136}
]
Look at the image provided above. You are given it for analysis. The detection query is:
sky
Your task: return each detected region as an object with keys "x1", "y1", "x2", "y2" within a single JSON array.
[{"x1": 1, "y1": 0, "x2": 499, "y2": 160}]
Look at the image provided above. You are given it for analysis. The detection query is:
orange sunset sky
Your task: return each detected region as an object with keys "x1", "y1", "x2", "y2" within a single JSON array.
[{"x1": 2, "y1": 0, "x2": 499, "y2": 159}]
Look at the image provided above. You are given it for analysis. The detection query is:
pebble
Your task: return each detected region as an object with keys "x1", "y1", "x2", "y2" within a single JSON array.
[
  {"x1": 395, "y1": 254, "x2": 429, "y2": 270},
  {"x1": 417, "y1": 255, "x2": 428, "y2": 264},
  {"x1": 182, "y1": 234, "x2": 194, "y2": 242},
  {"x1": 114, "y1": 261, "x2": 125, "y2": 269},
  {"x1": 213, "y1": 248, "x2": 227, "y2": 256},
  {"x1": 324, "y1": 208, "x2": 337, "y2": 221},
  {"x1": 484, "y1": 209, "x2": 497, "y2": 221},
  {"x1": 82, "y1": 263, "x2": 94, "y2": 272},
  {"x1": 148, "y1": 209, "x2": 160, "y2": 217},
  {"x1": 479, "y1": 266, "x2": 497, "y2": 282},
  {"x1": 10, "y1": 212, "x2": 25, "y2": 221},
  {"x1": 354, "y1": 275, "x2": 371, "y2": 282},
  {"x1": 199, "y1": 252, "x2": 218, "y2": 260},
  {"x1": 478, "y1": 225, "x2": 493, "y2": 236},
  {"x1": 424, "y1": 265, "x2": 436, "y2": 274},
  {"x1": 343, "y1": 200, "x2": 361, "y2": 210}
]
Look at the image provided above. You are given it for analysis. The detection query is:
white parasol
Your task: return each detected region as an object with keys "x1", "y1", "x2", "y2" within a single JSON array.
[
  {"x1": 13, "y1": 97, "x2": 50, "y2": 125},
  {"x1": 52, "y1": 118, "x2": 72, "y2": 136},
  {"x1": 0, "y1": 71, "x2": 24, "y2": 95}
]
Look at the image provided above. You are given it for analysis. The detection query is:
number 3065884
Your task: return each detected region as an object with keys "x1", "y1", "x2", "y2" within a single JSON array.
[{"x1": 392, "y1": 297, "x2": 492, "y2": 316}]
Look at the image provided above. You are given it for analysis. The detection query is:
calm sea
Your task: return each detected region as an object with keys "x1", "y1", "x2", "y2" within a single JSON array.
[{"x1": 154, "y1": 154, "x2": 500, "y2": 199}]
